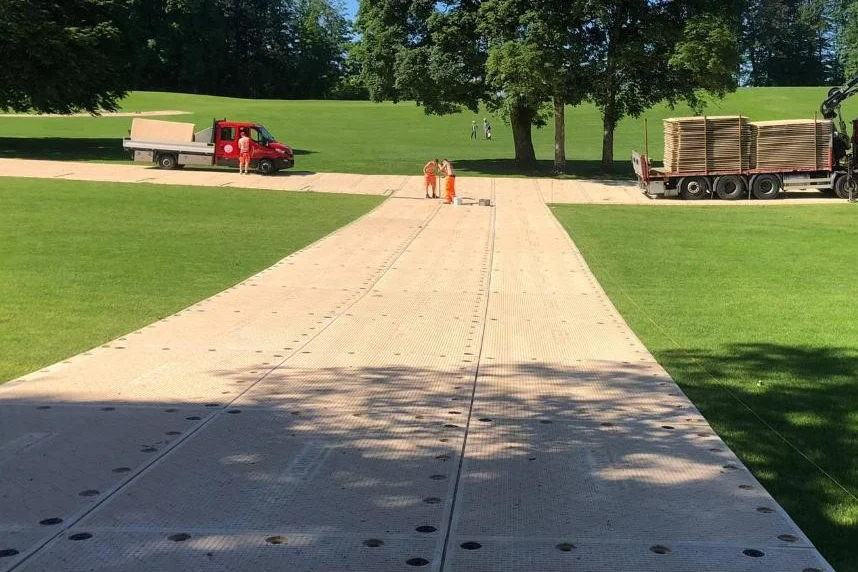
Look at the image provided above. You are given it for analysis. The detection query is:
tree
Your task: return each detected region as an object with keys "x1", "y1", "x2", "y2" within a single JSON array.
[
  {"x1": 583, "y1": 0, "x2": 740, "y2": 171},
  {"x1": 357, "y1": 0, "x2": 549, "y2": 169},
  {"x1": 742, "y1": 0, "x2": 832, "y2": 86},
  {"x1": 479, "y1": 0, "x2": 588, "y2": 172},
  {"x1": 0, "y1": 0, "x2": 131, "y2": 113}
]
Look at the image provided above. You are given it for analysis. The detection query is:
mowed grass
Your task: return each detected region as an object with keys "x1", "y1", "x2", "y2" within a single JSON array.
[
  {"x1": 0, "y1": 87, "x2": 853, "y2": 176},
  {"x1": 553, "y1": 204, "x2": 858, "y2": 570},
  {"x1": 0, "y1": 178, "x2": 382, "y2": 383}
]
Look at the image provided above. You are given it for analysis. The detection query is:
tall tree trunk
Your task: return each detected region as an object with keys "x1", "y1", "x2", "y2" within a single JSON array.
[
  {"x1": 601, "y1": 86, "x2": 617, "y2": 172},
  {"x1": 511, "y1": 102, "x2": 537, "y2": 170},
  {"x1": 553, "y1": 93, "x2": 566, "y2": 174}
]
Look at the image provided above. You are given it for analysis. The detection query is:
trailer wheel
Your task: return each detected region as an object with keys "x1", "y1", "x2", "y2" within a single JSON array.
[
  {"x1": 714, "y1": 175, "x2": 747, "y2": 200},
  {"x1": 257, "y1": 159, "x2": 275, "y2": 175},
  {"x1": 834, "y1": 174, "x2": 857, "y2": 199},
  {"x1": 679, "y1": 177, "x2": 710, "y2": 200},
  {"x1": 751, "y1": 174, "x2": 781, "y2": 200},
  {"x1": 157, "y1": 154, "x2": 178, "y2": 170}
]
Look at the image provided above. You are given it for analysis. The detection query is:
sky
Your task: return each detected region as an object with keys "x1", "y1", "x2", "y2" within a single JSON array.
[{"x1": 343, "y1": 0, "x2": 359, "y2": 20}]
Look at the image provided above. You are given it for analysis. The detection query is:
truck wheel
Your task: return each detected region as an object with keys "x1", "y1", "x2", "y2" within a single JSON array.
[
  {"x1": 714, "y1": 175, "x2": 746, "y2": 200},
  {"x1": 157, "y1": 154, "x2": 178, "y2": 170},
  {"x1": 834, "y1": 174, "x2": 857, "y2": 199},
  {"x1": 752, "y1": 174, "x2": 781, "y2": 200},
  {"x1": 257, "y1": 159, "x2": 275, "y2": 175},
  {"x1": 679, "y1": 177, "x2": 710, "y2": 200}
]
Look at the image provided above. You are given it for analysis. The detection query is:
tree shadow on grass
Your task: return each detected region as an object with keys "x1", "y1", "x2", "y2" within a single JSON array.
[
  {"x1": 0, "y1": 137, "x2": 128, "y2": 162},
  {"x1": 658, "y1": 342, "x2": 858, "y2": 571},
  {"x1": 455, "y1": 158, "x2": 635, "y2": 180}
]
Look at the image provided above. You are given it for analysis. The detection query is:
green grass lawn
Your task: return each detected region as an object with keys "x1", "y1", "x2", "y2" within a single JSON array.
[
  {"x1": 0, "y1": 87, "x2": 852, "y2": 177},
  {"x1": 553, "y1": 204, "x2": 858, "y2": 570},
  {"x1": 0, "y1": 178, "x2": 382, "y2": 383}
]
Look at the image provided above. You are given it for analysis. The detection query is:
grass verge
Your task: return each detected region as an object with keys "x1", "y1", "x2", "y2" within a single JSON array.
[
  {"x1": 0, "y1": 177, "x2": 382, "y2": 383},
  {"x1": 553, "y1": 203, "x2": 858, "y2": 571},
  {"x1": 0, "y1": 87, "x2": 853, "y2": 176}
]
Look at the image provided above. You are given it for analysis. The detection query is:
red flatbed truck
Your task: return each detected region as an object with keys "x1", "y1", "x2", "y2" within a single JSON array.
[{"x1": 122, "y1": 118, "x2": 294, "y2": 174}]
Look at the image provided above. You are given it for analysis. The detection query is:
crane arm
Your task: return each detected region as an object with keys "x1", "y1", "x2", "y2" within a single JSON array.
[{"x1": 821, "y1": 75, "x2": 858, "y2": 119}]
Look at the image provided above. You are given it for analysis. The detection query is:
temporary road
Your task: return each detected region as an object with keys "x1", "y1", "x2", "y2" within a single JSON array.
[{"x1": 0, "y1": 160, "x2": 834, "y2": 570}]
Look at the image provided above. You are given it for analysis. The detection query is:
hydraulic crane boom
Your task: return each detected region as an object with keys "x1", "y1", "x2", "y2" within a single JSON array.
[{"x1": 821, "y1": 75, "x2": 858, "y2": 119}]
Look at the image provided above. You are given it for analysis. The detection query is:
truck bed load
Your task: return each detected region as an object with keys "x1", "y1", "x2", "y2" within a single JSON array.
[
  {"x1": 664, "y1": 116, "x2": 750, "y2": 173},
  {"x1": 750, "y1": 119, "x2": 832, "y2": 171},
  {"x1": 129, "y1": 118, "x2": 196, "y2": 143}
]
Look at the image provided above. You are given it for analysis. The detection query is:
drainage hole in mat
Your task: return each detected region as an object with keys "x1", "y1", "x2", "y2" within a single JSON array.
[
  {"x1": 738, "y1": 485, "x2": 754, "y2": 490},
  {"x1": 165, "y1": 431, "x2": 181, "y2": 436},
  {"x1": 363, "y1": 539, "x2": 384, "y2": 547},
  {"x1": 661, "y1": 425, "x2": 674, "y2": 430},
  {"x1": 556, "y1": 543, "x2": 576, "y2": 552},
  {"x1": 448, "y1": 411, "x2": 462, "y2": 415},
  {"x1": 415, "y1": 526, "x2": 437, "y2": 533},
  {"x1": 227, "y1": 410, "x2": 241, "y2": 414},
  {"x1": 36, "y1": 405, "x2": 51, "y2": 410},
  {"x1": 205, "y1": 403, "x2": 219, "y2": 408},
  {"x1": 723, "y1": 464, "x2": 739, "y2": 470},
  {"x1": 164, "y1": 408, "x2": 178, "y2": 413},
  {"x1": 186, "y1": 416, "x2": 201, "y2": 421},
  {"x1": 600, "y1": 422, "x2": 614, "y2": 427},
  {"x1": 430, "y1": 474, "x2": 447, "y2": 480},
  {"x1": 777, "y1": 534, "x2": 799, "y2": 543},
  {"x1": 141, "y1": 447, "x2": 157, "y2": 453},
  {"x1": 112, "y1": 467, "x2": 131, "y2": 473},
  {"x1": 650, "y1": 545, "x2": 671, "y2": 555},
  {"x1": 803, "y1": 569, "x2": 824, "y2": 572},
  {"x1": 69, "y1": 533, "x2": 92, "y2": 541},
  {"x1": 460, "y1": 542, "x2": 482, "y2": 550},
  {"x1": 435, "y1": 454, "x2": 451, "y2": 461},
  {"x1": 539, "y1": 420, "x2": 553, "y2": 424},
  {"x1": 756, "y1": 507, "x2": 775, "y2": 514},
  {"x1": 478, "y1": 418, "x2": 493, "y2": 423},
  {"x1": 742, "y1": 549, "x2": 765, "y2": 558},
  {"x1": 39, "y1": 518, "x2": 63, "y2": 526},
  {"x1": 265, "y1": 536, "x2": 287, "y2": 545},
  {"x1": 444, "y1": 424, "x2": 460, "y2": 429},
  {"x1": 422, "y1": 497, "x2": 442, "y2": 504},
  {"x1": 168, "y1": 533, "x2": 191, "y2": 542},
  {"x1": 406, "y1": 558, "x2": 430, "y2": 567},
  {"x1": 709, "y1": 448, "x2": 723, "y2": 453},
  {"x1": 439, "y1": 438, "x2": 450, "y2": 443},
  {"x1": 0, "y1": 549, "x2": 19, "y2": 558},
  {"x1": 78, "y1": 489, "x2": 100, "y2": 497},
  {"x1": 100, "y1": 407, "x2": 115, "y2": 411}
]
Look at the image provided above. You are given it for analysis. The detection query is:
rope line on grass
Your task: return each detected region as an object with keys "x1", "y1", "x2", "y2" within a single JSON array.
[{"x1": 572, "y1": 236, "x2": 858, "y2": 507}]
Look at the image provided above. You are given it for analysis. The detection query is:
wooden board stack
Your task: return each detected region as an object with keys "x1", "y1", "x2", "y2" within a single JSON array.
[
  {"x1": 750, "y1": 119, "x2": 832, "y2": 170},
  {"x1": 663, "y1": 116, "x2": 751, "y2": 173}
]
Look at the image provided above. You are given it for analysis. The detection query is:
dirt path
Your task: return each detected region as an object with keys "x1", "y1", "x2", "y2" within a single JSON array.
[{"x1": 0, "y1": 166, "x2": 832, "y2": 570}]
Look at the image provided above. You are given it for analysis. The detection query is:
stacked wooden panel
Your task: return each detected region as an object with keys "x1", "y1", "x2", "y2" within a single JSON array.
[
  {"x1": 750, "y1": 119, "x2": 831, "y2": 170},
  {"x1": 663, "y1": 116, "x2": 750, "y2": 173}
]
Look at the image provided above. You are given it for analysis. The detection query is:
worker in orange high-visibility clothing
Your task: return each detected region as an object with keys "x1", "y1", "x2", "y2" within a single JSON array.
[
  {"x1": 423, "y1": 159, "x2": 439, "y2": 199},
  {"x1": 238, "y1": 129, "x2": 251, "y2": 174},
  {"x1": 441, "y1": 158, "x2": 456, "y2": 204}
]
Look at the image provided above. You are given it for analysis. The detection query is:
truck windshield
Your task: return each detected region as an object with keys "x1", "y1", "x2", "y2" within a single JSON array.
[{"x1": 256, "y1": 125, "x2": 277, "y2": 143}]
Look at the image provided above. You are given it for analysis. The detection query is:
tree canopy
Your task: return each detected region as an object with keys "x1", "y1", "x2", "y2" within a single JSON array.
[{"x1": 0, "y1": 0, "x2": 130, "y2": 113}]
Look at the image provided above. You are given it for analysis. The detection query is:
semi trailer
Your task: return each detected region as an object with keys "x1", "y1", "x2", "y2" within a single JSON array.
[{"x1": 123, "y1": 118, "x2": 294, "y2": 174}]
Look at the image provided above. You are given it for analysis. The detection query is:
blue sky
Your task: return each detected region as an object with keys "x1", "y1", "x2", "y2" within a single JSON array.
[{"x1": 343, "y1": 0, "x2": 359, "y2": 20}]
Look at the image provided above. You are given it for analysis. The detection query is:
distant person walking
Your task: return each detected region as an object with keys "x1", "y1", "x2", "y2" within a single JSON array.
[
  {"x1": 483, "y1": 118, "x2": 491, "y2": 139},
  {"x1": 471, "y1": 121, "x2": 478, "y2": 140},
  {"x1": 238, "y1": 129, "x2": 251, "y2": 174},
  {"x1": 486, "y1": 125, "x2": 492, "y2": 141},
  {"x1": 423, "y1": 158, "x2": 439, "y2": 199},
  {"x1": 441, "y1": 158, "x2": 456, "y2": 204}
]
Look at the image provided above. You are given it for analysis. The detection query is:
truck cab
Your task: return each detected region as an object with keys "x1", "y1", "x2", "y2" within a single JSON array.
[{"x1": 212, "y1": 120, "x2": 293, "y2": 174}]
